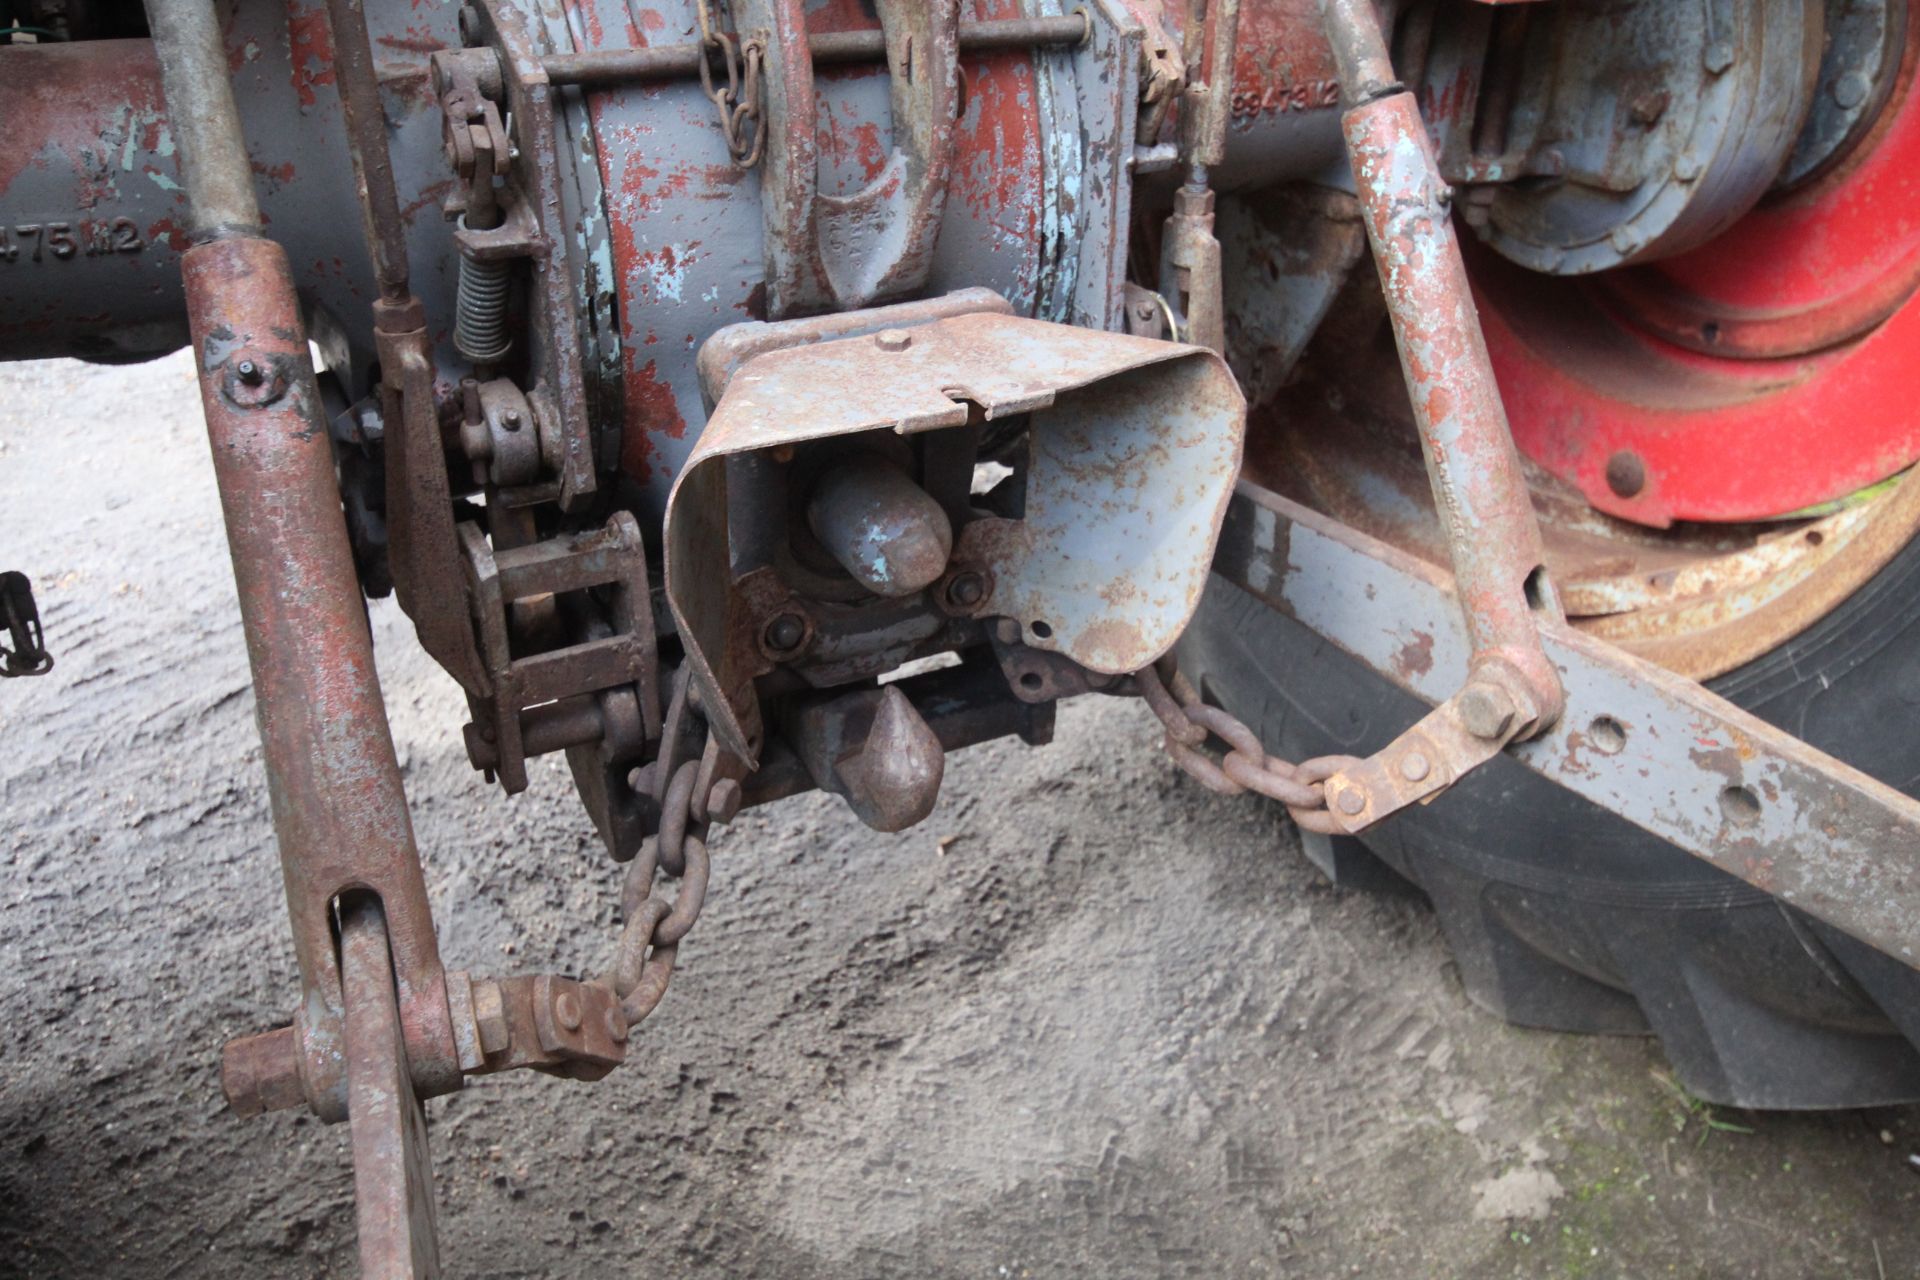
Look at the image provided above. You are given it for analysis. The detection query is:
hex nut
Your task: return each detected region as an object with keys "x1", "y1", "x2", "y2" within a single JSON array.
[
  {"x1": 946, "y1": 571, "x2": 987, "y2": 609},
  {"x1": 874, "y1": 328, "x2": 914, "y2": 351},
  {"x1": 764, "y1": 613, "x2": 807, "y2": 654},
  {"x1": 474, "y1": 980, "x2": 510, "y2": 1055},
  {"x1": 1458, "y1": 683, "x2": 1518, "y2": 741}
]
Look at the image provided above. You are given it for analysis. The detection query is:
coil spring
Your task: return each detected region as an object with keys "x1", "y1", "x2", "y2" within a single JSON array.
[{"x1": 454, "y1": 251, "x2": 513, "y2": 363}]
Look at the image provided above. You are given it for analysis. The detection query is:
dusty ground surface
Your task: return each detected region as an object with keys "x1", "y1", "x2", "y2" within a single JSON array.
[{"x1": 4, "y1": 351, "x2": 1920, "y2": 1278}]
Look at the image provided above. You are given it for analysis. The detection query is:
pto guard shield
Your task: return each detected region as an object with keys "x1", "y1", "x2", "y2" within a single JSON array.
[{"x1": 666, "y1": 309, "x2": 1247, "y2": 764}]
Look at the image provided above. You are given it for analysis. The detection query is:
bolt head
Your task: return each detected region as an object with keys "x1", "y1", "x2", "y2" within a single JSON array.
[
  {"x1": 1458, "y1": 684, "x2": 1518, "y2": 741},
  {"x1": 604, "y1": 1007, "x2": 628, "y2": 1044},
  {"x1": 765, "y1": 613, "x2": 807, "y2": 654},
  {"x1": 1335, "y1": 787, "x2": 1367, "y2": 817},
  {"x1": 874, "y1": 328, "x2": 914, "y2": 352},
  {"x1": 947, "y1": 572, "x2": 986, "y2": 608},
  {"x1": 1399, "y1": 752, "x2": 1431, "y2": 783},
  {"x1": 554, "y1": 990, "x2": 583, "y2": 1032},
  {"x1": 1605, "y1": 450, "x2": 1647, "y2": 499},
  {"x1": 1833, "y1": 70, "x2": 1872, "y2": 111}
]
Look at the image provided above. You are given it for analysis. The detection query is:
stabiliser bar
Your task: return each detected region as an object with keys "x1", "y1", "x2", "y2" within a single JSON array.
[{"x1": 1212, "y1": 480, "x2": 1920, "y2": 970}]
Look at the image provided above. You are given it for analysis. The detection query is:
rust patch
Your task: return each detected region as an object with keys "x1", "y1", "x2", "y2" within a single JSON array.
[{"x1": 1393, "y1": 630, "x2": 1435, "y2": 679}]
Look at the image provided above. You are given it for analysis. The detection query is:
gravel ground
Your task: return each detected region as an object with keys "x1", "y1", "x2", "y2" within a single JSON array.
[{"x1": 5, "y1": 352, "x2": 1920, "y2": 1278}]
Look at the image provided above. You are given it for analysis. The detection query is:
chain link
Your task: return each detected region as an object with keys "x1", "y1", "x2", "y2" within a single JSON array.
[
  {"x1": 695, "y1": 0, "x2": 766, "y2": 168},
  {"x1": 0, "y1": 571, "x2": 52, "y2": 678},
  {"x1": 1137, "y1": 662, "x2": 1360, "y2": 835},
  {"x1": 603, "y1": 670, "x2": 717, "y2": 1025}
]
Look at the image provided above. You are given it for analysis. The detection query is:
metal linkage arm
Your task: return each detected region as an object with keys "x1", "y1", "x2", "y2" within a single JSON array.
[
  {"x1": 1214, "y1": 482, "x2": 1920, "y2": 970},
  {"x1": 144, "y1": 0, "x2": 462, "y2": 1122},
  {"x1": 1316, "y1": 0, "x2": 1567, "y2": 824}
]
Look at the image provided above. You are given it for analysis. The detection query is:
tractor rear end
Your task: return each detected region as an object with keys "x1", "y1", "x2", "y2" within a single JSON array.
[{"x1": 6, "y1": 0, "x2": 1920, "y2": 1269}]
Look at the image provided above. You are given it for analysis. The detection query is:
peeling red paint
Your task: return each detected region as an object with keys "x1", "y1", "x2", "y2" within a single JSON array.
[
  {"x1": 619, "y1": 359, "x2": 686, "y2": 484},
  {"x1": 376, "y1": 26, "x2": 448, "y2": 54},
  {"x1": 0, "y1": 42, "x2": 176, "y2": 203},
  {"x1": 147, "y1": 217, "x2": 193, "y2": 253},
  {"x1": 287, "y1": 0, "x2": 338, "y2": 109}
]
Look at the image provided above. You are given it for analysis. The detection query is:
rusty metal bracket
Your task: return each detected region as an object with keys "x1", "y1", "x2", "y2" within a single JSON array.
[
  {"x1": 743, "y1": 0, "x2": 962, "y2": 317},
  {"x1": 1213, "y1": 479, "x2": 1920, "y2": 970},
  {"x1": 458, "y1": 512, "x2": 661, "y2": 803},
  {"x1": 1316, "y1": 0, "x2": 1566, "y2": 823},
  {"x1": 1157, "y1": 0, "x2": 1239, "y2": 353},
  {"x1": 445, "y1": 970, "x2": 629, "y2": 1081},
  {"x1": 378, "y1": 320, "x2": 492, "y2": 699},
  {"x1": 437, "y1": 0, "x2": 598, "y2": 510},
  {"x1": 669, "y1": 302, "x2": 1244, "y2": 763}
]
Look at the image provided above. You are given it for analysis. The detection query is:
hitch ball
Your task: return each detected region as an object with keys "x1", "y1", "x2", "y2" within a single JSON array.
[{"x1": 807, "y1": 456, "x2": 953, "y2": 598}]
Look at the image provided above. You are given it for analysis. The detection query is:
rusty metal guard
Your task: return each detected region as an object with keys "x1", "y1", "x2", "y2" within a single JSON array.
[{"x1": 667, "y1": 308, "x2": 1245, "y2": 762}]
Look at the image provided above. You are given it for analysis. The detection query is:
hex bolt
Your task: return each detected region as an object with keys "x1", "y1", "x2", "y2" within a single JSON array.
[
  {"x1": 604, "y1": 1008, "x2": 629, "y2": 1045},
  {"x1": 946, "y1": 571, "x2": 986, "y2": 609},
  {"x1": 221, "y1": 1026, "x2": 306, "y2": 1118},
  {"x1": 764, "y1": 612, "x2": 807, "y2": 654},
  {"x1": 554, "y1": 990, "x2": 583, "y2": 1032},
  {"x1": 1458, "y1": 683, "x2": 1518, "y2": 742},
  {"x1": 1399, "y1": 752, "x2": 1431, "y2": 783},
  {"x1": 706, "y1": 777, "x2": 743, "y2": 825},
  {"x1": 1336, "y1": 787, "x2": 1367, "y2": 817},
  {"x1": 874, "y1": 328, "x2": 914, "y2": 352}
]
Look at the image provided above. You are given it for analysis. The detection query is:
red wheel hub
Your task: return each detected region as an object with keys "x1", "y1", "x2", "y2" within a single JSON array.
[{"x1": 1474, "y1": 28, "x2": 1920, "y2": 526}]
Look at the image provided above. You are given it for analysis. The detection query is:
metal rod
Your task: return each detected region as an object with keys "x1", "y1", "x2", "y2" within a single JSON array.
[
  {"x1": 323, "y1": 0, "x2": 412, "y2": 302},
  {"x1": 342, "y1": 898, "x2": 442, "y2": 1279},
  {"x1": 140, "y1": 0, "x2": 259, "y2": 238},
  {"x1": 1321, "y1": 0, "x2": 1565, "y2": 732},
  {"x1": 543, "y1": 14, "x2": 1089, "y2": 87},
  {"x1": 1321, "y1": 0, "x2": 1400, "y2": 106}
]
